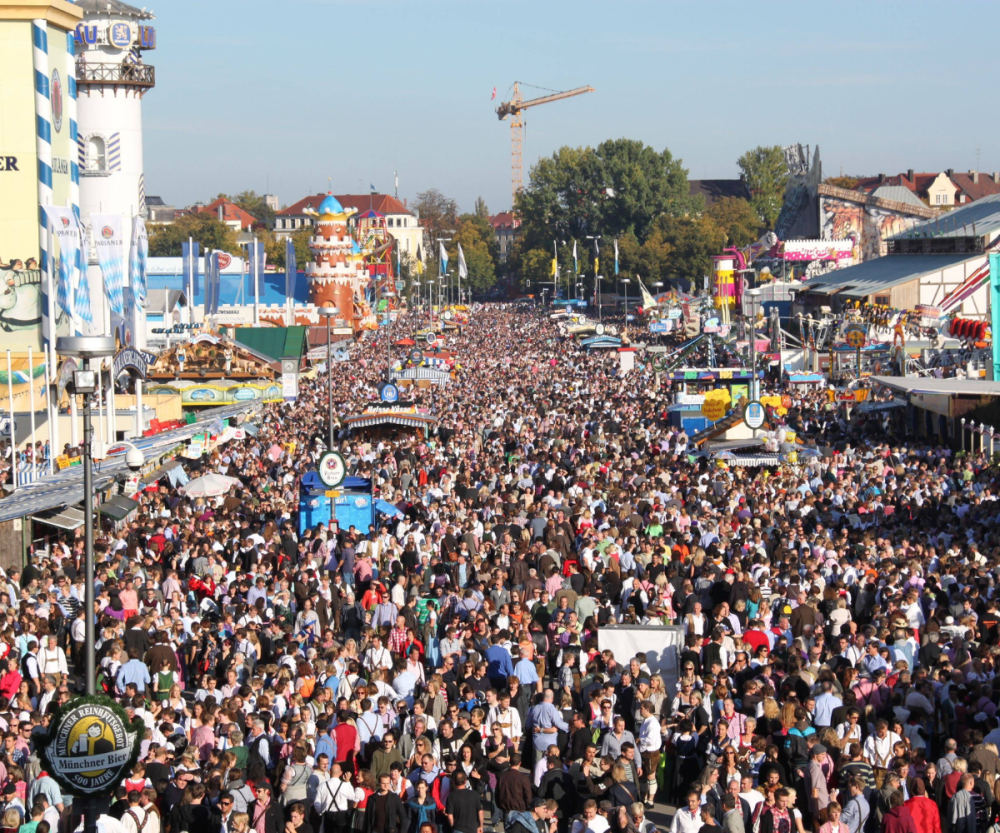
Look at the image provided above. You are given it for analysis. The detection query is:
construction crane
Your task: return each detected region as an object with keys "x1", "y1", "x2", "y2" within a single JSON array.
[{"x1": 496, "y1": 82, "x2": 594, "y2": 209}]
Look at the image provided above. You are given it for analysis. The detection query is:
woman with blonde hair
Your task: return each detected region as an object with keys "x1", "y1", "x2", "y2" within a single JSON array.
[
  {"x1": 783, "y1": 787, "x2": 808, "y2": 833},
  {"x1": 609, "y1": 763, "x2": 640, "y2": 807},
  {"x1": 230, "y1": 812, "x2": 250, "y2": 833},
  {"x1": 648, "y1": 674, "x2": 668, "y2": 717}
]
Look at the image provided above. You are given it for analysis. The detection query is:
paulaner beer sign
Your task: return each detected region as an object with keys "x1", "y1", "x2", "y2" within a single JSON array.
[{"x1": 40, "y1": 699, "x2": 142, "y2": 795}]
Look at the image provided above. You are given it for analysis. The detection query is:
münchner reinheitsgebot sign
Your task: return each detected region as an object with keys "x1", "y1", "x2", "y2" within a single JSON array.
[{"x1": 39, "y1": 698, "x2": 143, "y2": 795}]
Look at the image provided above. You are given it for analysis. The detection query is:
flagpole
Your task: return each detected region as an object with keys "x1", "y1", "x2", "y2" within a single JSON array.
[
  {"x1": 252, "y1": 237, "x2": 259, "y2": 326},
  {"x1": 6, "y1": 351, "x2": 17, "y2": 492},
  {"x1": 187, "y1": 235, "x2": 194, "y2": 325},
  {"x1": 45, "y1": 214, "x2": 60, "y2": 457}
]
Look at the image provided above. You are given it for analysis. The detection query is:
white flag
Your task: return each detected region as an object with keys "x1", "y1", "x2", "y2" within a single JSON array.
[{"x1": 457, "y1": 243, "x2": 468, "y2": 280}]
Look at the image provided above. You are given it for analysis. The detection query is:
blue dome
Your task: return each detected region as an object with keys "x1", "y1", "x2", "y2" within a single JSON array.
[{"x1": 318, "y1": 194, "x2": 343, "y2": 215}]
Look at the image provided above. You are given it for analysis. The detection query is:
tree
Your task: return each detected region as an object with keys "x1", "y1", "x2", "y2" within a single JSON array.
[
  {"x1": 737, "y1": 145, "x2": 788, "y2": 229},
  {"x1": 231, "y1": 190, "x2": 276, "y2": 229},
  {"x1": 706, "y1": 197, "x2": 759, "y2": 249},
  {"x1": 654, "y1": 215, "x2": 726, "y2": 290},
  {"x1": 147, "y1": 212, "x2": 240, "y2": 257},
  {"x1": 413, "y1": 189, "x2": 458, "y2": 247},
  {"x1": 473, "y1": 196, "x2": 490, "y2": 221},
  {"x1": 447, "y1": 213, "x2": 498, "y2": 294},
  {"x1": 509, "y1": 243, "x2": 554, "y2": 294},
  {"x1": 290, "y1": 228, "x2": 312, "y2": 270},
  {"x1": 516, "y1": 139, "x2": 700, "y2": 258},
  {"x1": 824, "y1": 175, "x2": 866, "y2": 190}
]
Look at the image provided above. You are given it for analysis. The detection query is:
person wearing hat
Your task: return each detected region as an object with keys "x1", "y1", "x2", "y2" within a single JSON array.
[
  {"x1": 807, "y1": 744, "x2": 833, "y2": 826},
  {"x1": 247, "y1": 781, "x2": 284, "y2": 833}
]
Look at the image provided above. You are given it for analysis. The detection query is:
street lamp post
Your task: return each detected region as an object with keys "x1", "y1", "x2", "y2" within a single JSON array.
[
  {"x1": 381, "y1": 289, "x2": 396, "y2": 367},
  {"x1": 622, "y1": 278, "x2": 631, "y2": 333},
  {"x1": 57, "y1": 335, "x2": 117, "y2": 698},
  {"x1": 317, "y1": 307, "x2": 339, "y2": 450},
  {"x1": 748, "y1": 288, "x2": 762, "y2": 400}
]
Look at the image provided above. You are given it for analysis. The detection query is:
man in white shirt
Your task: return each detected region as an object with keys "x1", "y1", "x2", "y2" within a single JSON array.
[
  {"x1": 363, "y1": 636, "x2": 393, "y2": 674},
  {"x1": 38, "y1": 634, "x2": 68, "y2": 681},
  {"x1": 636, "y1": 700, "x2": 662, "y2": 808},
  {"x1": 314, "y1": 763, "x2": 355, "y2": 832},
  {"x1": 487, "y1": 691, "x2": 523, "y2": 744},
  {"x1": 670, "y1": 790, "x2": 703, "y2": 833}
]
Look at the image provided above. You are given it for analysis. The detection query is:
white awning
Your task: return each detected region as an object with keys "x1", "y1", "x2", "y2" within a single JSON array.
[
  {"x1": 723, "y1": 454, "x2": 780, "y2": 467},
  {"x1": 32, "y1": 506, "x2": 86, "y2": 530}
]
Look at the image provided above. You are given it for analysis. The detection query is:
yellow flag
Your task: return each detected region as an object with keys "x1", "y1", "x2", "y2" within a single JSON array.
[{"x1": 551, "y1": 258, "x2": 558, "y2": 277}]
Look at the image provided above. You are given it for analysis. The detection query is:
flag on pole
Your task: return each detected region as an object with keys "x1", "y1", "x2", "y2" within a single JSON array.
[
  {"x1": 572, "y1": 240, "x2": 578, "y2": 274},
  {"x1": 457, "y1": 243, "x2": 468, "y2": 280},
  {"x1": 90, "y1": 213, "x2": 125, "y2": 317},
  {"x1": 491, "y1": 86, "x2": 497, "y2": 100},
  {"x1": 439, "y1": 241, "x2": 448, "y2": 275},
  {"x1": 182, "y1": 239, "x2": 201, "y2": 298},
  {"x1": 593, "y1": 237, "x2": 600, "y2": 276},
  {"x1": 552, "y1": 241, "x2": 559, "y2": 278},
  {"x1": 415, "y1": 245, "x2": 425, "y2": 276},
  {"x1": 285, "y1": 237, "x2": 297, "y2": 302},
  {"x1": 370, "y1": 183, "x2": 376, "y2": 193},
  {"x1": 74, "y1": 232, "x2": 93, "y2": 326},
  {"x1": 614, "y1": 237, "x2": 619, "y2": 276},
  {"x1": 204, "y1": 251, "x2": 214, "y2": 314},
  {"x1": 129, "y1": 216, "x2": 148, "y2": 306},
  {"x1": 44, "y1": 206, "x2": 81, "y2": 320}
]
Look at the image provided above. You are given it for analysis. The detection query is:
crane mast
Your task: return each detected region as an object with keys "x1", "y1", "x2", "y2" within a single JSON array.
[{"x1": 496, "y1": 82, "x2": 594, "y2": 210}]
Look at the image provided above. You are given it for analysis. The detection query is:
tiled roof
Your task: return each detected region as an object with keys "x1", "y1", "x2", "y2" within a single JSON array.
[
  {"x1": 193, "y1": 198, "x2": 257, "y2": 231},
  {"x1": 951, "y1": 173, "x2": 1000, "y2": 202},
  {"x1": 278, "y1": 193, "x2": 413, "y2": 217},
  {"x1": 490, "y1": 211, "x2": 517, "y2": 229}
]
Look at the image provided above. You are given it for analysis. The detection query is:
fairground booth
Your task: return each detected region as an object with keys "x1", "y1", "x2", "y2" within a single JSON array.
[{"x1": 343, "y1": 402, "x2": 436, "y2": 440}]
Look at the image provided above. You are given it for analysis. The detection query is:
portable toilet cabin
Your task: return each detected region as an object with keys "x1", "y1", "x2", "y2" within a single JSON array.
[{"x1": 298, "y1": 471, "x2": 373, "y2": 535}]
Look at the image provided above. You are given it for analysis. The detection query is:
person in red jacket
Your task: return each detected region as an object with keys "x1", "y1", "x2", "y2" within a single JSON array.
[
  {"x1": 904, "y1": 779, "x2": 941, "y2": 833},
  {"x1": 881, "y1": 791, "x2": 919, "y2": 833}
]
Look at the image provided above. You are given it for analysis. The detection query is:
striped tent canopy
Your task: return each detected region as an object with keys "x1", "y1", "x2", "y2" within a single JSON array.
[{"x1": 344, "y1": 412, "x2": 436, "y2": 430}]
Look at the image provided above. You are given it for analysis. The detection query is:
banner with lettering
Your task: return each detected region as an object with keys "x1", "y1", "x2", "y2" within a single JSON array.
[
  {"x1": 90, "y1": 214, "x2": 125, "y2": 318},
  {"x1": 42, "y1": 207, "x2": 81, "y2": 320}
]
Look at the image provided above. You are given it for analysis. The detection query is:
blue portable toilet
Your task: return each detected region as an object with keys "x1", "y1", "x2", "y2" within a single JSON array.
[{"x1": 298, "y1": 471, "x2": 374, "y2": 535}]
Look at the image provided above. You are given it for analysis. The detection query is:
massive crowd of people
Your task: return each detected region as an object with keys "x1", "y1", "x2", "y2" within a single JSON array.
[{"x1": 0, "y1": 304, "x2": 997, "y2": 833}]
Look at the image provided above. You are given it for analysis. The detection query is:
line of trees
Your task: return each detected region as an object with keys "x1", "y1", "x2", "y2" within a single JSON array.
[{"x1": 510, "y1": 138, "x2": 772, "y2": 294}]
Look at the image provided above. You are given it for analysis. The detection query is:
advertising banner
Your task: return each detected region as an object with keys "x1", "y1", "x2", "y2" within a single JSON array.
[
  {"x1": 42, "y1": 207, "x2": 80, "y2": 321},
  {"x1": 129, "y1": 216, "x2": 148, "y2": 306},
  {"x1": 90, "y1": 214, "x2": 125, "y2": 318}
]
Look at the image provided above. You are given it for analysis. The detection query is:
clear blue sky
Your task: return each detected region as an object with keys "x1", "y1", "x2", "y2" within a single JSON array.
[{"x1": 143, "y1": 0, "x2": 995, "y2": 216}]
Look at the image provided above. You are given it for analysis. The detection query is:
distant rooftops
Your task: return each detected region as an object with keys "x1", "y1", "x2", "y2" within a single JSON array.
[
  {"x1": 279, "y1": 193, "x2": 413, "y2": 217},
  {"x1": 689, "y1": 177, "x2": 751, "y2": 206}
]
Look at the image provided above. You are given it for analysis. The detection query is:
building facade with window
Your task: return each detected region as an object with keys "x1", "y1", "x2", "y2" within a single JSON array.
[
  {"x1": 275, "y1": 193, "x2": 423, "y2": 257},
  {"x1": 489, "y1": 212, "x2": 519, "y2": 263},
  {"x1": 853, "y1": 170, "x2": 1000, "y2": 208}
]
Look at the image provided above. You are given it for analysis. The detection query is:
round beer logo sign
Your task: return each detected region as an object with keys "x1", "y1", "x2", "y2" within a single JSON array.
[
  {"x1": 216, "y1": 253, "x2": 232, "y2": 269},
  {"x1": 102, "y1": 226, "x2": 114, "y2": 240},
  {"x1": 42, "y1": 700, "x2": 139, "y2": 795},
  {"x1": 318, "y1": 451, "x2": 346, "y2": 488},
  {"x1": 51, "y1": 69, "x2": 63, "y2": 133}
]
